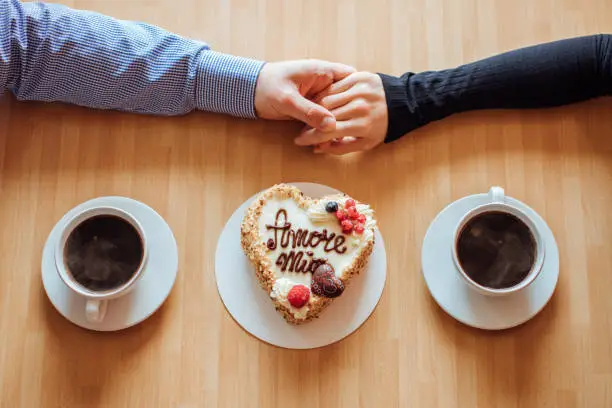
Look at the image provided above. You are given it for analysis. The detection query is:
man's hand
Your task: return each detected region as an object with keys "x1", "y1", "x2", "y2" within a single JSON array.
[
  {"x1": 254, "y1": 60, "x2": 356, "y2": 131},
  {"x1": 293, "y1": 72, "x2": 388, "y2": 155}
]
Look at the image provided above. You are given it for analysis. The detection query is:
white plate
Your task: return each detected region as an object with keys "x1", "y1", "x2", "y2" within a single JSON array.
[
  {"x1": 42, "y1": 197, "x2": 178, "y2": 331},
  {"x1": 422, "y1": 192, "x2": 559, "y2": 330},
  {"x1": 215, "y1": 182, "x2": 387, "y2": 349}
]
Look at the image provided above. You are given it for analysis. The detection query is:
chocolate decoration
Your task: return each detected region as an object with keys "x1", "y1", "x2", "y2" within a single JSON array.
[
  {"x1": 275, "y1": 251, "x2": 328, "y2": 273},
  {"x1": 266, "y1": 239, "x2": 276, "y2": 250},
  {"x1": 265, "y1": 208, "x2": 349, "y2": 274},
  {"x1": 311, "y1": 263, "x2": 344, "y2": 298},
  {"x1": 265, "y1": 209, "x2": 347, "y2": 255}
]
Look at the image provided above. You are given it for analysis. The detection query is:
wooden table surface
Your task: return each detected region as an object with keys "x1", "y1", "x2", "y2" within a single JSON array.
[{"x1": 1, "y1": 0, "x2": 612, "y2": 407}]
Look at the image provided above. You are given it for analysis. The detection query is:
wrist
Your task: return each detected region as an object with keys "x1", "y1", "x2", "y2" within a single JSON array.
[
  {"x1": 196, "y1": 51, "x2": 265, "y2": 118},
  {"x1": 253, "y1": 62, "x2": 270, "y2": 119},
  {"x1": 378, "y1": 73, "x2": 419, "y2": 143}
]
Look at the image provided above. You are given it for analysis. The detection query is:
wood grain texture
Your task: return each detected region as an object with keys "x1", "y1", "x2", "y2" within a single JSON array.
[{"x1": 1, "y1": 0, "x2": 612, "y2": 407}]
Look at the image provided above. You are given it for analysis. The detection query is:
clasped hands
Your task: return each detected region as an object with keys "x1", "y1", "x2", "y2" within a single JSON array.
[{"x1": 254, "y1": 60, "x2": 388, "y2": 155}]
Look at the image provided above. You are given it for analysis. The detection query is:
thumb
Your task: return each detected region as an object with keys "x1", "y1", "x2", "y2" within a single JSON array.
[{"x1": 282, "y1": 92, "x2": 336, "y2": 131}]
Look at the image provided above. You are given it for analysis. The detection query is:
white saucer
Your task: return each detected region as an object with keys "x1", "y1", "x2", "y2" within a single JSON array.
[
  {"x1": 215, "y1": 182, "x2": 387, "y2": 349},
  {"x1": 422, "y1": 192, "x2": 559, "y2": 330},
  {"x1": 42, "y1": 197, "x2": 178, "y2": 331}
]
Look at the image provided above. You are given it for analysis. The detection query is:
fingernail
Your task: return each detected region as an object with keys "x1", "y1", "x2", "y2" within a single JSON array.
[{"x1": 320, "y1": 116, "x2": 335, "y2": 131}]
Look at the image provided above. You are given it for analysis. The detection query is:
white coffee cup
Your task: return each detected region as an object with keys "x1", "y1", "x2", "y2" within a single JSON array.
[
  {"x1": 451, "y1": 186, "x2": 545, "y2": 297},
  {"x1": 54, "y1": 206, "x2": 148, "y2": 323}
]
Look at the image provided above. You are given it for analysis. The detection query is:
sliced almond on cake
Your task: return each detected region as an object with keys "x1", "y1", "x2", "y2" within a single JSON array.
[{"x1": 240, "y1": 184, "x2": 376, "y2": 324}]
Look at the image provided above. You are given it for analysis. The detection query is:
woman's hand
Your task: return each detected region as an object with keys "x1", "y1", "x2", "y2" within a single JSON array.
[{"x1": 294, "y1": 72, "x2": 388, "y2": 155}]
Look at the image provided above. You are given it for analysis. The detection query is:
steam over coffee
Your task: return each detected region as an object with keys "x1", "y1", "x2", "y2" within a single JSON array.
[
  {"x1": 456, "y1": 211, "x2": 536, "y2": 289},
  {"x1": 64, "y1": 215, "x2": 144, "y2": 291}
]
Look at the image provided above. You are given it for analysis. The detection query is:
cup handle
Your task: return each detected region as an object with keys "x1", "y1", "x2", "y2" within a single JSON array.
[
  {"x1": 85, "y1": 299, "x2": 108, "y2": 323},
  {"x1": 489, "y1": 186, "x2": 505, "y2": 203}
]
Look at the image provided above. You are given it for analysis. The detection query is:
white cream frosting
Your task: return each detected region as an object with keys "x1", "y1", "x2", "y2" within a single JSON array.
[
  {"x1": 306, "y1": 205, "x2": 330, "y2": 222},
  {"x1": 270, "y1": 278, "x2": 309, "y2": 319},
  {"x1": 259, "y1": 196, "x2": 376, "y2": 285}
]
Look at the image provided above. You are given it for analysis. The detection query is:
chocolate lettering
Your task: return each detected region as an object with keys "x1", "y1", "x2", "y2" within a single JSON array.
[
  {"x1": 296, "y1": 256, "x2": 308, "y2": 272},
  {"x1": 308, "y1": 231, "x2": 322, "y2": 247},
  {"x1": 275, "y1": 254, "x2": 286, "y2": 271},
  {"x1": 266, "y1": 209, "x2": 291, "y2": 251},
  {"x1": 265, "y1": 209, "x2": 346, "y2": 255},
  {"x1": 267, "y1": 239, "x2": 276, "y2": 250},
  {"x1": 332, "y1": 235, "x2": 347, "y2": 254},
  {"x1": 275, "y1": 251, "x2": 304, "y2": 273},
  {"x1": 265, "y1": 209, "x2": 348, "y2": 273},
  {"x1": 292, "y1": 229, "x2": 309, "y2": 248},
  {"x1": 323, "y1": 232, "x2": 337, "y2": 252},
  {"x1": 275, "y1": 252, "x2": 327, "y2": 273},
  {"x1": 280, "y1": 229, "x2": 291, "y2": 248}
]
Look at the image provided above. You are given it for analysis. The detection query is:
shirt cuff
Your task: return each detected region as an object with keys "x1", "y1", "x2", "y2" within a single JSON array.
[{"x1": 196, "y1": 51, "x2": 265, "y2": 119}]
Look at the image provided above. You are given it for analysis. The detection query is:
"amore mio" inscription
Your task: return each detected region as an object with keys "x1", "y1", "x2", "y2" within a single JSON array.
[{"x1": 265, "y1": 209, "x2": 347, "y2": 273}]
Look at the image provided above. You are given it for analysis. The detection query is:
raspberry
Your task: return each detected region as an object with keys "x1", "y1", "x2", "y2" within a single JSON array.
[
  {"x1": 347, "y1": 206, "x2": 359, "y2": 219},
  {"x1": 341, "y1": 219, "x2": 353, "y2": 232},
  {"x1": 357, "y1": 214, "x2": 366, "y2": 224},
  {"x1": 335, "y1": 210, "x2": 346, "y2": 221},
  {"x1": 344, "y1": 198, "x2": 356, "y2": 208},
  {"x1": 354, "y1": 223, "x2": 365, "y2": 234},
  {"x1": 287, "y1": 285, "x2": 310, "y2": 308}
]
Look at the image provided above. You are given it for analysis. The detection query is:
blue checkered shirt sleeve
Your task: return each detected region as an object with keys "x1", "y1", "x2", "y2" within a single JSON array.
[{"x1": 0, "y1": 0, "x2": 264, "y2": 118}]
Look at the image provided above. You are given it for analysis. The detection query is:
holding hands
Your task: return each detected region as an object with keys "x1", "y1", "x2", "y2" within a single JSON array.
[
  {"x1": 295, "y1": 72, "x2": 389, "y2": 155},
  {"x1": 254, "y1": 61, "x2": 389, "y2": 155}
]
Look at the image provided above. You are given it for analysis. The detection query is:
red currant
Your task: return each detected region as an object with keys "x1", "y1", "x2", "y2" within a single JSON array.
[
  {"x1": 344, "y1": 199, "x2": 356, "y2": 208},
  {"x1": 335, "y1": 210, "x2": 346, "y2": 221},
  {"x1": 354, "y1": 223, "x2": 365, "y2": 234},
  {"x1": 357, "y1": 214, "x2": 366, "y2": 223},
  {"x1": 341, "y1": 219, "x2": 353, "y2": 232},
  {"x1": 347, "y1": 206, "x2": 359, "y2": 219}
]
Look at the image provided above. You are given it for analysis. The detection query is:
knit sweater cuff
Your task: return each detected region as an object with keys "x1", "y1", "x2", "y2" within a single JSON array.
[{"x1": 378, "y1": 73, "x2": 418, "y2": 143}]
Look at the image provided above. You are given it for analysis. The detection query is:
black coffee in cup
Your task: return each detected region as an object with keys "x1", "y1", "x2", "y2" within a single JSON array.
[
  {"x1": 64, "y1": 215, "x2": 144, "y2": 291},
  {"x1": 456, "y1": 211, "x2": 536, "y2": 289}
]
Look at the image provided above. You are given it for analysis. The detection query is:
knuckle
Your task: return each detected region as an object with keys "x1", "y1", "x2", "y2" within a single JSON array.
[
  {"x1": 353, "y1": 99, "x2": 370, "y2": 114},
  {"x1": 354, "y1": 83, "x2": 371, "y2": 96}
]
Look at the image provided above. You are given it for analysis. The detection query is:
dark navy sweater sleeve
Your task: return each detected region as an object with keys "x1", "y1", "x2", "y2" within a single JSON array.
[{"x1": 379, "y1": 34, "x2": 612, "y2": 143}]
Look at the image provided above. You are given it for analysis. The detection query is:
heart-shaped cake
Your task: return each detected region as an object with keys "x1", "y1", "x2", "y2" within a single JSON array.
[{"x1": 241, "y1": 184, "x2": 377, "y2": 324}]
